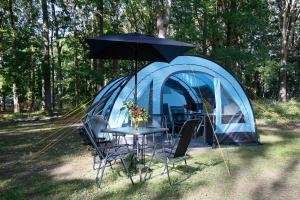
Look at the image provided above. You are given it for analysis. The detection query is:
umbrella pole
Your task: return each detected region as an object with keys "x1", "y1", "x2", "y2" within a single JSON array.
[
  {"x1": 134, "y1": 58, "x2": 137, "y2": 105},
  {"x1": 134, "y1": 44, "x2": 138, "y2": 106}
]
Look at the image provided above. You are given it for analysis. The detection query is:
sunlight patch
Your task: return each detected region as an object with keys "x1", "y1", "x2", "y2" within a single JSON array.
[
  {"x1": 49, "y1": 155, "x2": 95, "y2": 181},
  {"x1": 260, "y1": 134, "x2": 284, "y2": 143}
]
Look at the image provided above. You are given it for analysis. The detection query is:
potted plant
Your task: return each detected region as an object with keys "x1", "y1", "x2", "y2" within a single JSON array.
[{"x1": 120, "y1": 100, "x2": 149, "y2": 129}]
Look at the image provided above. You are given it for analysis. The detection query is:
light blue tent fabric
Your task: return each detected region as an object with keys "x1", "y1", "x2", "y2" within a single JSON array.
[{"x1": 88, "y1": 56, "x2": 258, "y2": 145}]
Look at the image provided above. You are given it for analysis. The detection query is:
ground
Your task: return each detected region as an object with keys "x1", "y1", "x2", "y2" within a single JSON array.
[{"x1": 0, "y1": 103, "x2": 300, "y2": 200}]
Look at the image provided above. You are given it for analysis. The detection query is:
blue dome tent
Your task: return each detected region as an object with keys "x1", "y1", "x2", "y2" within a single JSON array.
[{"x1": 86, "y1": 56, "x2": 259, "y2": 146}]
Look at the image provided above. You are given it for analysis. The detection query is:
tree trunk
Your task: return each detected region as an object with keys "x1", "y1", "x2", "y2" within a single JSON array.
[
  {"x1": 95, "y1": 0, "x2": 104, "y2": 90},
  {"x1": 50, "y1": 16, "x2": 55, "y2": 110},
  {"x1": 30, "y1": 67, "x2": 36, "y2": 112},
  {"x1": 279, "y1": 1, "x2": 289, "y2": 102},
  {"x1": 2, "y1": 94, "x2": 6, "y2": 111},
  {"x1": 111, "y1": 60, "x2": 119, "y2": 79},
  {"x1": 226, "y1": 0, "x2": 238, "y2": 48},
  {"x1": 202, "y1": 10, "x2": 208, "y2": 55},
  {"x1": 157, "y1": 0, "x2": 172, "y2": 38},
  {"x1": 51, "y1": 40, "x2": 55, "y2": 109},
  {"x1": 211, "y1": 2, "x2": 222, "y2": 51},
  {"x1": 193, "y1": 1, "x2": 207, "y2": 54},
  {"x1": 12, "y1": 83, "x2": 20, "y2": 113},
  {"x1": 41, "y1": 0, "x2": 52, "y2": 114},
  {"x1": 278, "y1": 0, "x2": 299, "y2": 101},
  {"x1": 51, "y1": 0, "x2": 63, "y2": 109},
  {"x1": 57, "y1": 45, "x2": 63, "y2": 109},
  {"x1": 71, "y1": 1, "x2": 80, "y2": 105},
  {"x1": 8, "y1": 0, "x2": 20, "y2": 114}
]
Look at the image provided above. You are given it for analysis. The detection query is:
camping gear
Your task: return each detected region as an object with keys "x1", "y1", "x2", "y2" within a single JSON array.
[
  {"x1": 86, "y1": 56, "x2": 259, "y2": 146},
  {"x1": 81, "y1": 116, "x2": 134, "y2": 188},
  {"x1": 102, "y1": 126, "x2": 169, "y2": 181},
  {"x1": 146, "y1": 119, "x2": 200, "y2": 184}
]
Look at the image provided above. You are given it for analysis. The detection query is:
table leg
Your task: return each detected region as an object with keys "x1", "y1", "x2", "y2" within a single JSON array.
[
  {"x1": 142, "y1": 135, "x2": 145, "y2": 164},
  {"x1": 136, "y1": 135, "x2": 143, "y2": 181}
]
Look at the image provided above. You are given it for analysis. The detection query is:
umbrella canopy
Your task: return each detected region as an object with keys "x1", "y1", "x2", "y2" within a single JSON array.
[
  {"x1": 87, "y1": 32, "x2": 195, "y2": 62},
  {"x1": 86, "y1": 32, "x2": 195, "y2": 104}
]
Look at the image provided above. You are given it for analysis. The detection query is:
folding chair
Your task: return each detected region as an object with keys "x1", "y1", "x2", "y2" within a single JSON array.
[
  {"x1": 82, "y1": 115, "x2": 130, "y2": 168},
  {"x1": 147, "y1": 119, "x2": 200, "y2": 185},
  {"x1": 81, "y1": 117, "x2": 134, "y2": 188}
]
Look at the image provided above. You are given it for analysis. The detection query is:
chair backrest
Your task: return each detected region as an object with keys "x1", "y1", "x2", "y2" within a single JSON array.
[
  {"x1": 173, "y1": 119, "x2": 201, "y2": 158},
  {"x1": 163, "y1": 104, "x2": 170, "y2": 115},
  {"x1": 90, "y1": 115, "x2": 108, "y2": 132},
  {"x1": 89, "y1": 115, "x2": 112, "y2": 140},
  {"x1": 170, "y1": 106, "x2": 186, "y2": 123},
  {"x1": 81, "y1": 119, "x2": 105, "y2": 159},
  {"x1": 162, "y1": 104, "x2": 172, "y2": 128},
  {"x1": 170, "y1": 106, "x2": 184, "y2": 114}
]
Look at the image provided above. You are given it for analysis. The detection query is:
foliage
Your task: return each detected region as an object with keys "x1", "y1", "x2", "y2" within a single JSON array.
[
  {"x1": 253, "y1": 99, "x2": 300, "y2": 124},
  {"x1": 0, "y1": 0, "x2": 299, "y2": 114},
  {"x1": 121, "y1": 99, "x2": 149, "y2": 127}
]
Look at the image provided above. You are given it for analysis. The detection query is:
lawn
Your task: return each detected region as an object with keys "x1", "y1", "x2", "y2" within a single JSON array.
[{"x1": 0, "y1": 101, "x2": 300, "y2": 200}]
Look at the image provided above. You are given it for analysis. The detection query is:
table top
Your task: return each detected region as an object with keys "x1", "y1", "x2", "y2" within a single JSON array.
[{"x1": 102, "y1": 127, "x2": 169, "y2": 135}]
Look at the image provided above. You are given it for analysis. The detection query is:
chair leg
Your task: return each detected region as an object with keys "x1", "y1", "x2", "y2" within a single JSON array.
[
  {"x1": 121, "y1": 158, "x2": 134, "y2": 185},
  {"x1": 161, "y1": 165, "x2": 167, "y2": 174},
  {"x1": 144, "y1": 150, "x2": 156, "y2": 180},
  {"x1": 93, "y1": 155, "x2": 101, "y2": 170},
  {"x1": 93, "y1": 155, "x2": 97, "y2": 170},
  {"x1": 123, "y1": 136, "x2": 128, "y2": 145},
  {"x1": 109, "y1": 161, "x2": 114, "y2": 170},
  {"x1": 166, "y1": 158, "x2": 171, "y2": 185},
  {"x1": 96, "y1": 159, "x2": 106, "y2": 188}
]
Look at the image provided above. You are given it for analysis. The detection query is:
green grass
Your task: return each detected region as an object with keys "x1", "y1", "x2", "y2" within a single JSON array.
[
  {"x1": 0, "y1": 101, "x2": 300, "y2": 199},
  {"x1": 0, "y1": 105, "x2": 80, "y2": 122},
  {"x1": 253, "y1": 99, "x2": 300, "y2": 125},
  {"x1": 0, "y1": 110, "x2": 46, "y2": 121}
]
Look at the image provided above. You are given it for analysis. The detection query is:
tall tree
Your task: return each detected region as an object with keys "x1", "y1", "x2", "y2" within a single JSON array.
[
  {"x1": 51, "y1": 0, "x2": 63, "y2": 109},
  {"x1": 156, "y1": 0, "x2": 172, "y2": 38},
  {"x1": 8, "y1": 0, "x2": 20, "y2": 113},
  {"x1": 277, "y1": 0, "x2": 300, "y2": 101},
  {"x1": 41, "y1": 0, "x2": 52, "y2": 113},
  {"x1": 95, "y1": 0, "x2": 104, "y2": 90}
]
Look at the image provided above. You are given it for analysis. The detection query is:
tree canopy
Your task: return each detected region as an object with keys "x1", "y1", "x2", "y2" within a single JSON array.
[{"x1": 0, "y1": 0, "x2": 299, "y2": 114}]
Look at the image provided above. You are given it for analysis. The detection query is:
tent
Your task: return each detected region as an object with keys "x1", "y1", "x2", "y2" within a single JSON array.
[{"x1": 86, "y1": 56, "x2": 259, "y2": 146}]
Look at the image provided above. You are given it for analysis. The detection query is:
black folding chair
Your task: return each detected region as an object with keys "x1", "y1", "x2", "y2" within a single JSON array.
[
  {"x1": 147, "y1": 119, "x2": 200, "y2": 185},
  {"x1": 82, "y1": 115, "x2": 130, "y2": 168},
  {"x1": 81, "y1": 117, "x2": 134, "y2": 188}
]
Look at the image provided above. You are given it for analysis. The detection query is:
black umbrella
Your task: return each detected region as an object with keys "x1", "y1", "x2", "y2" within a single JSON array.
[{"x1": 87, "y1": 32, "x2": 195, "y2": 104}]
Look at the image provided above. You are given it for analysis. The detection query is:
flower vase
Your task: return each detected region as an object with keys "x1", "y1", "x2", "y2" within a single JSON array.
[{"x1": 134, "y1": 121, "x2": 140, "y2": 130}]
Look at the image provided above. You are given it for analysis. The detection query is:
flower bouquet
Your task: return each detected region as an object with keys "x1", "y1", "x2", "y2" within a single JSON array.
[{"x1": 120, "y1": 100, "x2": 149, "y2": 129}]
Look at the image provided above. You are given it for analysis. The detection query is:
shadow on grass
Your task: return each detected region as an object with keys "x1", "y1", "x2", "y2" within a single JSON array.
[
  {"x1": 95, "y1": 175, "x2": 207, "y2": 200},
  {"x1": 223, "y1": 126, "x2": 300, "y2": 199},
  {"x1": 251, "y1": 159, "x2": 300, "y2": 200},
  {"x1": 0, "y1": 121, "x2": 93, "y2": 199},
  {"x1": 2, "y1": 120, "x2": 299, "y2": 199},
  {"x1": 2, "y1": 176, "x2": 95, "y2": 200},
  {"x1": 1, "y1": 120, "x2": 183, "y2": 200}
]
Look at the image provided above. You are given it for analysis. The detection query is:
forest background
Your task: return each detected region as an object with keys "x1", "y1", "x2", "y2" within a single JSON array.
[{"x1": 0, "y1": 0, "x2": 299, "y2": 115}]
